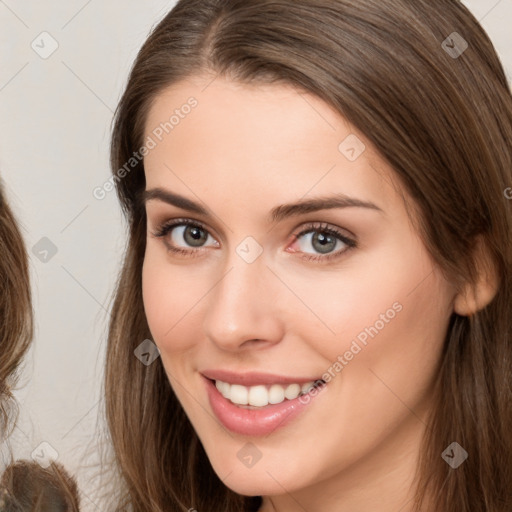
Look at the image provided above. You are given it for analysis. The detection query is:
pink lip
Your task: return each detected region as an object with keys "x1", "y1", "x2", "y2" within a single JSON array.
[
  {"x1": 201, "y1": 369, "x2": 323, "y2": 386},
  {"x1": 202, "y1": 375, "x2": 327, "y2": 437}
]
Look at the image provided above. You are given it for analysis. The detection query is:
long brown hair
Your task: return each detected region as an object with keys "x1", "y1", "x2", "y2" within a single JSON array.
[
  {"x1": 0, "y1": 180, "x2": 32, "y2": 438},
  {"x1": 0, "y1": 182, "x2": 81, "y2": 510},
  {"x1": 0, "y1": 461, "x2": 80, "y2": 511},
  {"x1": 105, "y1": 1, "x2": 512, "y2": 510}
]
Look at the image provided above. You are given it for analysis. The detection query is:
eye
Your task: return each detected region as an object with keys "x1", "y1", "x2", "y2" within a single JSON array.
[
  {"x1": 151, "y1": 218, "x2": 219, "y2": 256},
  {"x1": 289, "y1": 222, "x2": 356, "y2": 263},
  {"x1": 151, "y1": 218, "x2": 356, "y2": 263}
]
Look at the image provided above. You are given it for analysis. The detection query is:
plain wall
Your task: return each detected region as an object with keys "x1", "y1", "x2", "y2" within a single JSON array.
[{"x1": 0, "y1": 0, "x2": 510, "y2": 509}]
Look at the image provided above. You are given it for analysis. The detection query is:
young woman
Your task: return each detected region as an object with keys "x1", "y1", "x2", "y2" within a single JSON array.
[{"x1": 104, "y1": 0, "x2": 512, "y2": 510}]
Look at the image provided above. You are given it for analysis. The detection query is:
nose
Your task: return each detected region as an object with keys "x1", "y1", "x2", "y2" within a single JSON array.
[{"x1": 202, "y1": 247, "x2": 285, "y2": 352}]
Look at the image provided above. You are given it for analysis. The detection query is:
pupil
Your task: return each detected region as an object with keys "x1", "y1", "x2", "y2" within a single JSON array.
[
  {"x1": 313, "y1": 232, "x2": 336, "y2": 254},
  {"x1": 185, "y1": 226, "x2": 207, "y2": 246}
]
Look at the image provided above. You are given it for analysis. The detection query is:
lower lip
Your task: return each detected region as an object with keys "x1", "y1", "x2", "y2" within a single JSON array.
[{"x1": 203, "y1": 376, "x2": 326, "y2": 437}]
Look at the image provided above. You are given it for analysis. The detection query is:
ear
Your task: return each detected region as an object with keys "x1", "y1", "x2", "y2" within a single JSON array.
[{"x1": 453, "y1": 236, "x2": 499, "y2": 316}]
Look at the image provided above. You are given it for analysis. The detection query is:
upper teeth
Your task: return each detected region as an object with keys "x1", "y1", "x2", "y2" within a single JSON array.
[{"x1": 215, "y1": 380, "x2": 323, "y2": 407}]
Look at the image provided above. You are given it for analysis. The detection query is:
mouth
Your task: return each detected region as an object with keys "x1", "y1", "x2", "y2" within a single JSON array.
[{"x1": 202, "y1": 374, "x2": 327, "y2": 436}]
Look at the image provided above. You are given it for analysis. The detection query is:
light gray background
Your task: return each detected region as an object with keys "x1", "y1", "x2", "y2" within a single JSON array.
[{"x1": 0, "y1": 1, "x2": 510, "y2": 509}]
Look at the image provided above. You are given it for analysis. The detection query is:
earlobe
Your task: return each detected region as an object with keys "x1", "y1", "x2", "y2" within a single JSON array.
[{"x1": 453, "y1": 236, "x2": 499, "y2": 316}]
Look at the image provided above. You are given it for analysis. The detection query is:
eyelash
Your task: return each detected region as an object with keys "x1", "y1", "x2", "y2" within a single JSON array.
[{"x1": 151, "y1": 218, "x2": 357, "y2": 263}]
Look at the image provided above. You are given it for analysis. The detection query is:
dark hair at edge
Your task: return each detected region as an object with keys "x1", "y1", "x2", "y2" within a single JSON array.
[
  {"x1": 0, "y1": 461, "x2": 80, "y2": 512},
  {"x1": 0, "y1": 179, "x2": 32, "y2": 438},
  {"x1": 0, "y1": 183, "x2": 81, "y2": 509},
  {"x1": 105, "y1": 1, "x2": 512, "y2": 510}
]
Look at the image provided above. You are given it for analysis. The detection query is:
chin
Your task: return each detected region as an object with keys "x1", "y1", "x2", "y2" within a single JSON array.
[
  {"x1": 220, "y1": 473, "x2": 289, "y2": 497},
  {"x1": 206, "y1": 451, "x2": 308, "y2": 497}
]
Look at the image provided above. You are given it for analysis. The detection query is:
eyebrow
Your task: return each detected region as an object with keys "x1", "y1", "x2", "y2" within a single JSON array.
[{"x1": 143, "y1": 188, "x2": 383, "y2": 222}]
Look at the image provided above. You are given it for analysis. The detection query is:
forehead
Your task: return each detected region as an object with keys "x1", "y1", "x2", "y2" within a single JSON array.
[
  {"x1": 144, "y1": 75, "x2": 346, "y2": 149},
  {"x1": 143, "y1": 75, "x2": 401, "y2": 217}
]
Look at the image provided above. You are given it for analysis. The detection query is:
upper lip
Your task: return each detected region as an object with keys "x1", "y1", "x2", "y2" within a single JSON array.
[{"x1": 201, "y1": 369, "x2": 324, "y2": 386}]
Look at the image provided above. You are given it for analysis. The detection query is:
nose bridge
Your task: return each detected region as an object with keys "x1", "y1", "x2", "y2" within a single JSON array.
[{"x1": 202, "y1": 241, "x2": 282, "y2": 350}]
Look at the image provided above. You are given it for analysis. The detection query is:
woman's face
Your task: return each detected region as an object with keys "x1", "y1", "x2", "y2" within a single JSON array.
[{"x1": 142, "y1": 75, "x2": 456, "y2": 503}]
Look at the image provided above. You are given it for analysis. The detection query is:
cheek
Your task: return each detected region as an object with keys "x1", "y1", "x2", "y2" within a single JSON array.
[
  {"x1": 292, "y1": 241, "x2": 453, "y2": 386},
  {"x1": 316, "y1": 267, "x2": 453, "y2": 441},
  {"x1": 142, "y1": 246, "x2": 219, "y2": 361},
  {"x1": 142, "y1": 249, "x2": 195, "y2": 353},
  {"x1": 283, "y1": 247, "x2": 432, "y2": 347}
]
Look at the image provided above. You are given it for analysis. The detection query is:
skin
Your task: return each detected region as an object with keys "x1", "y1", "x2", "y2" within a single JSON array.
[{"x1": 142, "y1": 75, "x2": 459, "y2": 511}]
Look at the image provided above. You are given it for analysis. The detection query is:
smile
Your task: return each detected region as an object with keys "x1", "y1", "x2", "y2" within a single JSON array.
[
  {"x1": 202, "y1": 372, "x2": 327, "y2": 436},
  {"x1": 214, "y1": 379, "x2": 324, "y2": 408}
]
